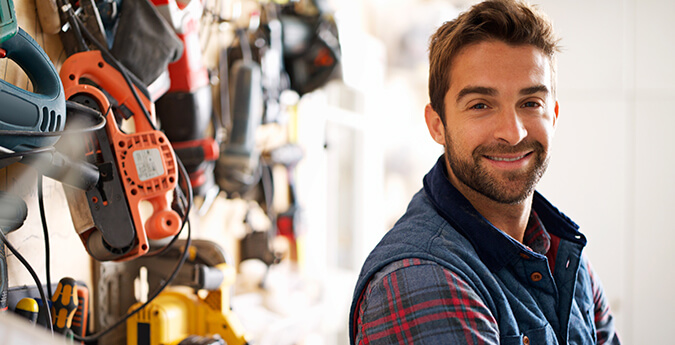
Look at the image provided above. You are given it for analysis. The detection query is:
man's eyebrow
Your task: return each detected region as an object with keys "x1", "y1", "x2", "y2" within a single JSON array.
[
  {"x1": 456, "y1": 86, "x2": 497, "y2": 103},
  {"x1": 520, "y1": 85, "x2": 549, "y2": 96}
]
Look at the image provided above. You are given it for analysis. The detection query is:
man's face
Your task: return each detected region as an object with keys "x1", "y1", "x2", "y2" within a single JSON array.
[{"x1": 426, "y1": 40, "x2": 559, "y2": 204}]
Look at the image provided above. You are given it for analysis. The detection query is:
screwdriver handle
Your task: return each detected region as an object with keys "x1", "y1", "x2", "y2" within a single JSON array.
[
  {"x1": 70, "y1": 283, "x2": 89, "y2": 339},
  {"x1": 51, "y1": 277, "x2": 78, "y2": 334},
  {"x1": 15, "y1": 297, "x2": 39, "y2": 324}
]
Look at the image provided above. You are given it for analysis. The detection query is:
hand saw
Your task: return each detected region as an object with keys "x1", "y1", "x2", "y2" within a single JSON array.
[{"x1": 60, "y1": 50, "x2": 182, "y2": 261}]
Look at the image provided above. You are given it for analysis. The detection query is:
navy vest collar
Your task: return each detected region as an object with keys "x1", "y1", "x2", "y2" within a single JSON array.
[{"x1": 423, "y1": 156, "x2": 586, "y2": 271}]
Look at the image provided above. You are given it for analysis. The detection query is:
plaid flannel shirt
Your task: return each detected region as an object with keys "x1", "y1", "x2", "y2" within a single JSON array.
[{"x1": 354, "y1": 211, "x2": 619, "y2": 344}]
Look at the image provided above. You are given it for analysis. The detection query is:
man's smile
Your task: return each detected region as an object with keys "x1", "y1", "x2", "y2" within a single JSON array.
[{"x1": 484, "y1": 152, "x2": 532, "y2": 162}]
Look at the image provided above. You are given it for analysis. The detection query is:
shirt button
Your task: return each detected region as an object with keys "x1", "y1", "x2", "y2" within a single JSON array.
[
  {"x1": 523, "y1": 335, "x2": 530, "y2": 345},
  {"x1": 530, "y1": 272, "x2": 543, "y2": 282}
]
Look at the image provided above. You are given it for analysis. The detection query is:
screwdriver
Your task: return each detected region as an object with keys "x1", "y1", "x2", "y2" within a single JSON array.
[
  {"x1": 51, "y1": 277, "x2": 78, "y2": 334},
  {"x1": 15, "y1": 297, "x2": 39, "y2": 324},
  {"x1": 70, "y1": 283, "x2": 89, "y2": 339}
]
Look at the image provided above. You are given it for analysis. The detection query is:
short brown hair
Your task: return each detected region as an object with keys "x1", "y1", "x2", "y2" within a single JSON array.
[{"x1": 428, "y1": 0, "x2": 560, "y2": 124}]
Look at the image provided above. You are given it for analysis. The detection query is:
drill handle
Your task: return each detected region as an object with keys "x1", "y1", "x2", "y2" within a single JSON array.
[{"x1": 0, "y1": 28, "x2": 65, "y2": 151}]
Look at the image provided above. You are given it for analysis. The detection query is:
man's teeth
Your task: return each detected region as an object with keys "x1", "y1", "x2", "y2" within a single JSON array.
[{"x1": 488, "y1": 155, "x2": 526, "y2": 162}]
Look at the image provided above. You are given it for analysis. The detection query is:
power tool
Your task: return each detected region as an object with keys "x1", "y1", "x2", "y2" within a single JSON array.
[
  {"x1": 0, "y1": 0, "x2": 16, "y2": 43},
  {"x1": 59, "y1": 49, "x2": 183, "y2": 261},
  {"x1": 215, "y1": 27, "x2": 264, "y2": 198},
  {"x1": 0, "y1": 191, "x2": 28, "y2": 312},
  {"x1": 0, "y1": 1, "x2": 105, "y2": 190},
  {"x1": 0, "y1": 27, "x2": 65, "y2": 162},
  {"x1": 279, "y1": 0, "x2": 342, "y2": 96},
  {"x1": 126, "y1": 263, "x2": 248, "y2": 345},
  {"x1": 151, "y1": 0, "x2": 219, "y2": 201}
]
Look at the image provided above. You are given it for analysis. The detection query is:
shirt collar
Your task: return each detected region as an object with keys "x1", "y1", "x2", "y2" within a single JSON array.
[
  {"x1": 524, "y1": 210, "x2": 551, "y2": 255},
  {"x1": 423, "y1": 155, "x2": 586, "y2": 271}
]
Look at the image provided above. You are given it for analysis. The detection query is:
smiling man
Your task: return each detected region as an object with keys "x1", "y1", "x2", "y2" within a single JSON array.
[{"x1": 349, "y1": 1, "x2": 620, "y2": 344}]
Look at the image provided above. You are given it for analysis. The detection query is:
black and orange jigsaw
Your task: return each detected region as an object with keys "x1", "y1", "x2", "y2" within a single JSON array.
[{"x1": 60, "y1": 50, "x2": 182, "y2": 261}]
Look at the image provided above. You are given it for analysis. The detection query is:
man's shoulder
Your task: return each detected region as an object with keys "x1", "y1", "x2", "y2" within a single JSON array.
[
  {"x1": 370, "y1": 191, "x2": 461, "y2": 255},
  {"x1": 359, "y1": 189, "x2": 484, "y2": 288}
]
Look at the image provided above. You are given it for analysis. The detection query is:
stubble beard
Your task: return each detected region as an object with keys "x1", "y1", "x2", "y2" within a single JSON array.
[{"x1": 444, "y1": 132, "x2": 550, "y2": 205}]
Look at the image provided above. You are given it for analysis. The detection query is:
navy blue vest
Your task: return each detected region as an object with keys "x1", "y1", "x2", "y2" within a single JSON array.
[{"x1": 350, "y1": 157, "x2": 596, "y2": 344}]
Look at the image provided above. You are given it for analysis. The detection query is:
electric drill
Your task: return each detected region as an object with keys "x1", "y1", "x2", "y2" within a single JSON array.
[{"x1": 151, "y1": 0, "x2": 219, "y2": 199}]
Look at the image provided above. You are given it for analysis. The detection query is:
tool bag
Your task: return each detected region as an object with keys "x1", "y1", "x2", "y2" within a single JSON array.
[{"x1": 109, "y1": 0, "x2": 183, "y2": 86}]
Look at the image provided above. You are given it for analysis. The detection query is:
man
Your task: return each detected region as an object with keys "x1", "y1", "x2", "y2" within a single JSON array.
[{"x1": 349, "y1": 0, "x2": 620, "y2": 344}]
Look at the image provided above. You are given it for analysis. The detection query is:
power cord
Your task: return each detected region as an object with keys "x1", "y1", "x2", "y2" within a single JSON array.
[
  {"x1": 0, "y1": 147, "x2": 55, "y2": 161},
  {"x1": 38, "y1": 155, "x2": 193, "y2": 343},
  {"x1": 31, "y1": 132, "x2": 194, "y2": 342},
  {"x1": 0, "y1": 230, "x2": 54, "y2": 335},
  {"x1": 69, "y1": 12, "x2": 156, "y2": 131},
  {"x1": 37, "y1": 174, "x2": 53, "y2": 301},
  {"x1": 71, "y1": 219, "x2": 192, "y2": 344}
]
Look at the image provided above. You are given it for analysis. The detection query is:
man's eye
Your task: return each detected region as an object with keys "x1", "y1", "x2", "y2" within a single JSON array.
[
  {"x1": 470, "y1": 103, "x2": 488, "y2": 110},
  {"x1": 522, "y1": 101, "x2": 540, "y2": 108}
]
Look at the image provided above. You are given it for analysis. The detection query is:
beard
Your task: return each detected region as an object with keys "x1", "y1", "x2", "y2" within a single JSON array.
[{"x1": 445, "y1": 132, "x2": 550, "y2": 205}]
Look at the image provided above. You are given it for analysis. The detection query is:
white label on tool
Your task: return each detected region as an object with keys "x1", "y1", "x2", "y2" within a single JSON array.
[{"x1": 133, "y1": 148, "x2": 164, "y2": 181}]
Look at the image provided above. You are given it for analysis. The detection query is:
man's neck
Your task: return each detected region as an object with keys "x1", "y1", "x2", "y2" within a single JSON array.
[{"x1": 446, "y1": 171, "x2": 533, "y2": 243}]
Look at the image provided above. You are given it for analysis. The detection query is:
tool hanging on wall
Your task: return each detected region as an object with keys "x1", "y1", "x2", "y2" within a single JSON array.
[
  {"x1": 60, "y1": 50, "x2": 183, "y2": 261},
  {"x1": 0, "y1": 27, "x2": 65, "y2": 166},
  {"x1": 126, "y1": 262, "x2": 248, "y2": 345},
  {"x1": 279, "y1": 0, "x2": 341, "y2": 96},
  {"x1": 215, "y1": 25, "x2": 265, "y2": 198},
  {"x1": 0, "y1": 6, "x2": 103, "y2": 193},
  {"x1": 0, "y1": 0, "x2": 16, "y2": 43},
  {"x1": 215, "y1": 0, "x2": 297, "y2": 200},
  {"x1": 216, "y1": 0, "x2": 341, "y2": 266},
  {"x1": 0, "y1": 191, "x2": 28, "y2": 312},
  {"x1": 106, "y1": 0, "x2": 183, "y2": 92},
  {"x1": 151, "y1": 0, "x2": 220, "y2": 202}
]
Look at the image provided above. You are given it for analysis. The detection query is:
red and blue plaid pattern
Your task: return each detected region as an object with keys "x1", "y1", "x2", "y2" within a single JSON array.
[{"x1": 355, "y1": 212, "x2": 618, "y2": 344}]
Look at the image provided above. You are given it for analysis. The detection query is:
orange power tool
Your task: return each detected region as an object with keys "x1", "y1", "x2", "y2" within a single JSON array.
[{"x1": 59, "y1": 50, "x2": 182, "y2": 261}]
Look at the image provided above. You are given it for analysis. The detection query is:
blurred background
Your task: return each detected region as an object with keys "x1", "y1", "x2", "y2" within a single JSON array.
[{"x1": 0, "y1": 0, "x2": 672, "y2": 344}]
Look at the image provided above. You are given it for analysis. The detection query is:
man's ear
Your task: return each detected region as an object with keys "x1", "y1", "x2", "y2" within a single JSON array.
[
  {"x1": 553, "y1": 100, "x2": 559, "y2": 128},
  {"x1": 425, "y1": 103, "x2": 446, "y2": 145}
]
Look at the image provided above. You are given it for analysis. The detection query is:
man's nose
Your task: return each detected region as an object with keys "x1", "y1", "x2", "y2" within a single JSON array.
[{"x1": 493, "y1": 108, "x2": 527, "y2": 145}]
